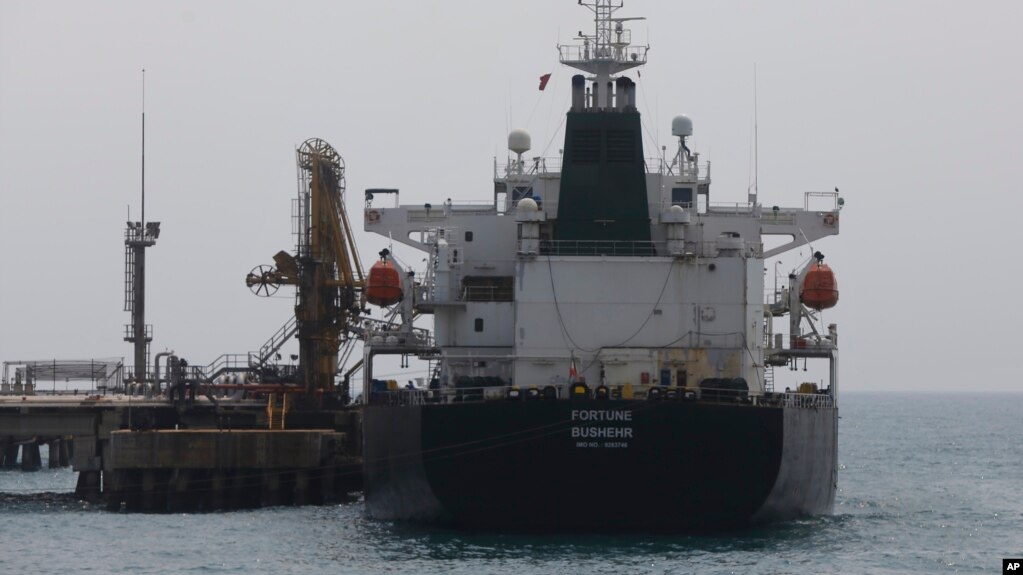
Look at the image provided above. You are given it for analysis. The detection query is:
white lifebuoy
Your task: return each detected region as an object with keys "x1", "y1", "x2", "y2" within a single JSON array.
[{"x1": 366, "y1": 210, "x2": 381, "y2": 223}]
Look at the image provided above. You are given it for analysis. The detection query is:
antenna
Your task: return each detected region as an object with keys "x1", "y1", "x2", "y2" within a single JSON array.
[
  {"x1": 141, "y1": 68, "x2": 146, "y2": 227},
  {"x1": 753, "y1": 64, "x2": 759, "y2": 203}
]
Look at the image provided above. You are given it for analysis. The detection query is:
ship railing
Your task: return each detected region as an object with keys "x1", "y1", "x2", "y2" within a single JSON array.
[
  {"x1": 557, "y1": 44, "x2": 648, "y2": 66},
  {"x1": 461, "y1": 285, "x2": 515, "y2": 302},
  {"x1": 503, "y1": 199, "x2": 666, "y2": 215},
  {"x1": 495, "y1": 156, "x2": 691, "y2": 179},
  {"x1": 368, "y1": 385, "x2": 519, "y2": 406},
  {"x1": 376, "y1": 389, "x2": 430, "y2": 406},
  {"x1": 705, "y1": 202, "x2": 757, "y2": 215},
  {"x1": 784, "y1": 392, "x2": 835, "y2": 409},
  {"x1": 804, "y1": 190, "x2": 841, "y2": 212},
  {"x1": 496, "y1": 156, "x2": 563, "y2": 177},
  {"x1": 534, "y1": 239, "x2": 664, "y2": 257},
  {"x1": 663, "y1": 159, "x2": 712, "y2": 180},
  {"x1": 362, "y1": 323, "x2": 434, "y2": 348},
  {"x1": 370, "y1": 383, "x2": 838, "y2": 408},
  {"x1": 760, "y1": 210, "x2": 798, "y2": 225},
  {"x1": 405, "y1": 203, "x2": 498, "y2": 222},
  {"x1": 760, "y1": 391, "x2": 835, "y2": 409}
]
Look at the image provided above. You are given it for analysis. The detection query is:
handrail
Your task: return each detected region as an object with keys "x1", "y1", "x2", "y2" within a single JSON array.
[
  {"x1": 780, "y1": 392, "x2": 835, "y2": 409},
  {"x1": 203, "y1": 354, "x2": 257, "y2": 381},
  {"x1": 534, "y1": 239, "x2": 661, "y2": 257},
  {"x1": 369, "y1": 383, "x2": 835, "y2": 409},
  {"x1": 257, "y1": 316, "x2": 298, "y2": 366}
]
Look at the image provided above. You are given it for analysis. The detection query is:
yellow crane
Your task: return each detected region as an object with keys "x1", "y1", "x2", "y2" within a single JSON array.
[{"x1": 246, "y1": 138, "x2": 365, "y2": 402}]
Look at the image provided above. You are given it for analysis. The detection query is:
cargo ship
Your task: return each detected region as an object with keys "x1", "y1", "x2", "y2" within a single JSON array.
[{"x1": 358, "y1": 0, "x2": 842, "y2": 530}]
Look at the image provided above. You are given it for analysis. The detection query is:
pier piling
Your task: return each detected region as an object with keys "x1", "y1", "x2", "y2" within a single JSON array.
[
  {"x1": 21, "y1": 441, "x2": 41, "y2": 471},
  {"x1": 47, "y1": 438, "x2": 70, "y2": 468},
  {"x1": 2, "y1": 443, "x2": 19, "y2": 469}
]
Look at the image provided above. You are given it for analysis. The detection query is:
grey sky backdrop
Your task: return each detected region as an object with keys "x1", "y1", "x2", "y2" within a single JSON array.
[{"x1": 1, "y1": 1, "x2": 1021, "y2": 392}]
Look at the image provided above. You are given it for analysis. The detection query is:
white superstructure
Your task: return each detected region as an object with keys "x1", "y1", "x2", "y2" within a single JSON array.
[{"x1": 359, "y1": 1, "x2": 841, "y2": 404}]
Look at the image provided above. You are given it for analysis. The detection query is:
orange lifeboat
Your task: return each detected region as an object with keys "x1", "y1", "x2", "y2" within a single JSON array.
[
  {"x1": 366, "y1": 258, "x2": 403, "y2": 306},
  {"x1": 801, "y1": 262, "x2": 839, "y2": 310}
]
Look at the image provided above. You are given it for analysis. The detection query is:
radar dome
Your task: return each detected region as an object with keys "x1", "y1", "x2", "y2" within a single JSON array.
[
  {"x1": 517, "y1": 197, "x2": 539, "y2": 212},
  {"x1": 670, "y1": 204, "x2": 685, "y2": 214},
  {"x1": 672, "y1": 115, "x2": 693, "y2": 137},
  {"x1": 508, "y1": 129, "x2": 532, "y2": 155}
]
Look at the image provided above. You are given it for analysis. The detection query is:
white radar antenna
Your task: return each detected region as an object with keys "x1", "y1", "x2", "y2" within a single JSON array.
[{"x1": 558, "y1": 0, "x2": 648, "y2": 109}]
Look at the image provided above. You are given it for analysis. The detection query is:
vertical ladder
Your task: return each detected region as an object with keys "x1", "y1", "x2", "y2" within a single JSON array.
[
  {"x1": 266, "y1": 393, "x2": 289, "y2": 430},
  {"x1": 764, "y1": 365, "x2": 775, "y2": 393},
  {"x1": 123, "y1": 244, "x2": 135, "y2": 312}
]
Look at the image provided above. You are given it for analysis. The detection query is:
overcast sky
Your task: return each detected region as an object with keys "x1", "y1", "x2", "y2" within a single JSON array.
[{"x1": 1, "y1": 1, "x2": 1021, "y2": 392}]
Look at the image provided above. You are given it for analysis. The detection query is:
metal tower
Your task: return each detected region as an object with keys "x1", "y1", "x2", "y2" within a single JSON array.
[
  {"x1": 123, "y1": 221, "x2": 158, "y2": 383},
  {"x1": 123, "y1": 71, "x2": 159, "y2": 384},
  {"x1": 558, "y1": 0, "x2": 648, "y2": 109}
]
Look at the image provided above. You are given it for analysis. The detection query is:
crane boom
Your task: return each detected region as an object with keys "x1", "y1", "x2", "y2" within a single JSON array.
[{"x1": 246, "y1": 138, "x2": 365, "y2": 402}]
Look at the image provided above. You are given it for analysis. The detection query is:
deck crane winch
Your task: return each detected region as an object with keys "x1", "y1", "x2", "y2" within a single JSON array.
[{"x1": 246, "y1": 138, "x2": 365, "y2": 402}]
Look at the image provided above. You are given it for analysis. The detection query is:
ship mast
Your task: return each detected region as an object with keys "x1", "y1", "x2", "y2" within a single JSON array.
[{"x1": 558, "y1": 0, "x2": 648, "y2": 109}]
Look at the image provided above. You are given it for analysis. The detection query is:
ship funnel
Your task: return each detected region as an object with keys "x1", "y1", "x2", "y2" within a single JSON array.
[
  {"x1": 615, "y1": 77, "x2": 628, "y2": 111},
  {"x1": 626, "y1": 78, "x2": 637, "y2": 110},
  {"x1": 571, "y1": 75, "x2": 585, "y2": 111}
]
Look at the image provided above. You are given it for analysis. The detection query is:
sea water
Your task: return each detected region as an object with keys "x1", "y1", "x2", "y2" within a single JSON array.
[{"x1": 1, "y1": 393, "x2": 1020, "y2": 574}]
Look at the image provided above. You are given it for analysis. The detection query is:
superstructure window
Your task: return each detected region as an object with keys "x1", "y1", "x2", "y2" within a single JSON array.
[
  {"x1": 465, "y1": 231, "x2": 474, "y2": 242},
  {"x1": 474, "y1": 318, "x2": 484, "y2": 332},
  {"x1": 462, "y1": 276, "x2": 514, "y2": 302},
  {"x1": 672, "y1": 187, "x2": 693, "y2": 206}
]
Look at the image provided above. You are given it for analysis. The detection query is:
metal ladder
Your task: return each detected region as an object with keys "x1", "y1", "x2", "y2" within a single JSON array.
[
  {"x1": 123, "y1": 244, "x2": 135, "y2": 312},
  {"x1": 266, "y1": 393, "x2": 289, "y2": 430}
]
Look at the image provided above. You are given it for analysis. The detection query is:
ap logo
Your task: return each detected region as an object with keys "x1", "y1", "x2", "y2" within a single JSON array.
[{"x1": 1005, "y1": 559, "x2": 1023, "y2": 573}]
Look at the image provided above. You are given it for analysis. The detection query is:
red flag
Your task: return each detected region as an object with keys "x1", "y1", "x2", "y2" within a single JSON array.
[
  {"x1": 569, "y1": 356, "x2": 578, "y2": 379},
  {"x1": 538, "y1": 73, "x2": 552, "y2": 91}
]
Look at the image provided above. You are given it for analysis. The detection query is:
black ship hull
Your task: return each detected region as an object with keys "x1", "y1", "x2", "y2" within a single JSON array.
[{"x1": 363, "y1": 400, "x2": 837, "y2": 531}]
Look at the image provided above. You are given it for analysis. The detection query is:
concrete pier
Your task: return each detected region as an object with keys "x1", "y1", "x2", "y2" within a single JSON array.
[
  {"x1": 0, "y1": 395, "x2": 363, "y2": 511},
  {"x1": 103, "y1": 429, "x2": 360, "y2": 512}
]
